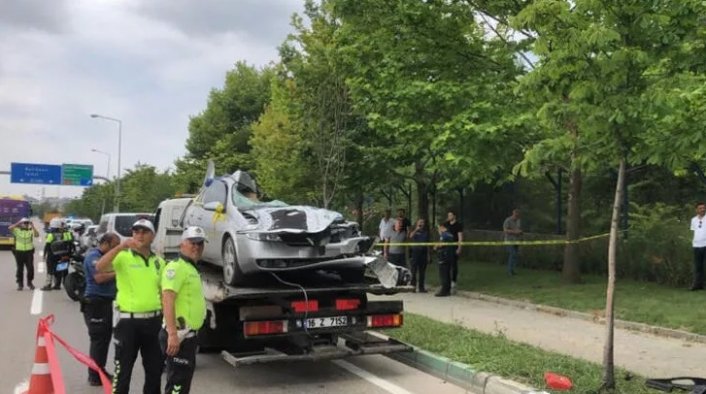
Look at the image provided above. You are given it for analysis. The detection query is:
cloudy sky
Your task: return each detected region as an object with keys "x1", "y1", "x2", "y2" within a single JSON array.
[{"x1": 0, "y1": 0, "x2": 304, "y2": 199}]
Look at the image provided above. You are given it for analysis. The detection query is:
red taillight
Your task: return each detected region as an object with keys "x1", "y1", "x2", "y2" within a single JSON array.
[
  {"x1": 243, "y1": 320, "x2": 287, "y2": 337},
  {"x1": 367, "y1": 314, "x2": 403, "y2": 328},
  {"x1": 291, "y1": 300, "x2": 319, "y2": 313},
  {"x1": 335, "y1": 298, "x2": 361, "y2": 311}
]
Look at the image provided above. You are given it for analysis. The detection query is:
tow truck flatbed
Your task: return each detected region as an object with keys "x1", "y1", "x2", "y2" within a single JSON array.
[{"x1": 198, "y1": 263, "x2": 413, "y2": 302}]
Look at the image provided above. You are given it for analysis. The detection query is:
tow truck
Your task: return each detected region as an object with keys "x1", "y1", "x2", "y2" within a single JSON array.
[{"x1": 153, "y1": 197, "x2": 412, "y2": 366}]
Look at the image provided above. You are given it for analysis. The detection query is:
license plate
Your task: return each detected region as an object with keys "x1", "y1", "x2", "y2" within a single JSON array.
[
  {"x1": 56, "y1": 262, "x2": 69, "y2": 271},
  {"x1": 304, "y1": 316, "x2": 348, "y2": 329}
]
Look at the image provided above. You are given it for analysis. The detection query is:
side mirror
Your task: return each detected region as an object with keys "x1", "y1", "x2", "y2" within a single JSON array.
[{"x1": 204, "y1": 201, "x2": 224, "y2": 212}]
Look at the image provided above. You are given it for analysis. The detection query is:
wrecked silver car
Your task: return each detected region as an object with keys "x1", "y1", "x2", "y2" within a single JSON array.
[{"x1": 182, "y1": 163, "x2": 375, "y2": 286}]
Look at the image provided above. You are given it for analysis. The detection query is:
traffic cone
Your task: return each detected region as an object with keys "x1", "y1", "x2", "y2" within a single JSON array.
[{"x1": 23, "y1": 335, "x2": 53, "y2": 394}]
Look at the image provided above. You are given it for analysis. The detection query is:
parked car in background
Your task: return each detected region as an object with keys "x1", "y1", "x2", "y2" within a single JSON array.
[{"x1": 96, "y1": 213, "x2": 154, "y2": 242}]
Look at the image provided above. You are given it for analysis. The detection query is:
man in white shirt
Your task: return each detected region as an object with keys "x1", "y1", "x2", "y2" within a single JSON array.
[
  {"x1": 379, "y1": 209, "x2": 394, "y2": 256},
  {"x1": 689, "y1": 202, "x2": 706, "y2": 291}
]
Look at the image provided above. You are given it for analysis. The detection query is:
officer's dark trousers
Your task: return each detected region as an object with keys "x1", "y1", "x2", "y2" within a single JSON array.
[
  {"x1": 14, "y1": 250, "x2": 34, "y2": 286},
  {"x1": 81, "y1": 297, "x2": 113, "y2": 383},
  {"x1": 448, "y1": 252, "x2": 459, "y2": 283},
  {"x1": 112, "y1": 316, "x2": 163, "y2": 394},
  {"x1": 159, "y1": 328, "x2": 198, "y2": 394},
  {"x1": 437, "y1": 261, "x2": 452, "y2": 295},
  {"x1": 409, "y1": 251, "x2": 427, "y2": 291},
  {"x1": 44, "y1": 255, "x2": 66, "y2": 288}
]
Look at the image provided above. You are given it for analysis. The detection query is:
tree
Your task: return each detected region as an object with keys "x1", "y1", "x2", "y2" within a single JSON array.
[
  {"x1": 176, "y1": 62, "x2": 273, "y2": 190},
  {"x1": 119, "y1": 164, "x2": 176, "y2": 213},
  {"x1": 64, "y1": 182, "x2": 114, "y2": 222},
  {"x1": 250, "y1": 78, "x2": 314, "y2": 203},
  {"x1": 514, "y1": 0, "x2": 706, "y2": 388},
  {"x1": 333, "y1": 0, "x2": 525, "y2": 224},
  {"x1": 275, "y1": 1, "x2": 359, "y2": 208},
  {"x1": 67, "y1": 164, "x2": 176, "y2": 220}
]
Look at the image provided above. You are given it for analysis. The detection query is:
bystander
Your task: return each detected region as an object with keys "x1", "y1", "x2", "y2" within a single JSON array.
[
  {"x1": 82, "y1": 232, "x2": 120, "y2": 386},
  {"x1": 408, "y1": 218, "x2": 430, "y2": 292},
  {"x1": 387, "y1": 220, "x2": 408, "y2": 268},
  {"x1": 434, "y1": 224, "x2": 455, "y2": 297},
  {"x1": 503, "y1": 209, "x2": 523, "y2": 276},
  {"x1": 443, "y1": 210, "x2": 463, "y2": 290},
  {"x1": 689, "y1": 202, "x2": 706, "y2": 291}
]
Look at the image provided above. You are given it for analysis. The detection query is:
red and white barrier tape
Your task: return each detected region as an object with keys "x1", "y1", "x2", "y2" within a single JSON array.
[{"x1": 35, "y1": 315, "x2": 112, "y2": 394}]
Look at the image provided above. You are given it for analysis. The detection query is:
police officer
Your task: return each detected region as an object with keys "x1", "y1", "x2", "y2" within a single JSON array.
[
  {"x1": 96, "y1": 219, "x2": 164, "y2": 394},
  {"x1": 9, "y1": 218, "x2": 39, "y2": 290},
  {"x1": 160, "y1": 226, "x2": 208, "y2": 394},
  {"x1": 42, "y1": 221, "x2": 74, "y2": 291},
  {"x1": 82, "y1": 232, "x2": 120, "y2": 386}
]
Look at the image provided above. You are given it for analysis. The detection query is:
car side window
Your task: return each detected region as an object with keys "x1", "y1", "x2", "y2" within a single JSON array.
[{"x1": 203, "y1": 181, "x2": 227, "y2": 205}]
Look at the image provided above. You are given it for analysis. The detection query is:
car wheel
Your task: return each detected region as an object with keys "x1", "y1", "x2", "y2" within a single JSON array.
[{"x1": 222, "y1": 236, "x2": 245, "y2": 286}]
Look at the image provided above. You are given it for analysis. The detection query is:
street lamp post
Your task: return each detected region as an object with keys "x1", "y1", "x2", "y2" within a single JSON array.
[
  {"x1": 90, "y1": 148, "x2": 111, "y2": 179},
  {"x1": 91, "y1": 148, "x2": 111, "y2": 217},
  {"x1": 90, "y1": 114, "x2": 122, "y2": 213}
]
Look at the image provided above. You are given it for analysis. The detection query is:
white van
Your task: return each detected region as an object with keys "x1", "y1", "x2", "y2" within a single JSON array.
[
  {"x1": 153, "y1": 198, "x2": 192, "y2": 260},
  {"x1": 96, "y1": 213, "x2": 155, "y2": 242}
]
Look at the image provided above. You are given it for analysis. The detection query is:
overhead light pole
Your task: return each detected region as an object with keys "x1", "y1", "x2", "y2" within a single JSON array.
[
  {"x1": 90, "y1": 148, "x2": 111, "y2": 179},
  {"x1": 90, "y1": 148, "x2": 112, "y2": 217},
  {"x1": 90, "y1": 114, "x2": 122, "y2": 213}
]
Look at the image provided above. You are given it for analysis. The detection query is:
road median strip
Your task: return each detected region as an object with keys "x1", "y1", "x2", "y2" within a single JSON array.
[
  {"x1": 370, "y1": 331, "x2": 546, "y2": 394},
  {"x1": 454, "y1": 290, "x2": 706, "y2": 345},
  {"x1": 382, "y1": 314, "x2": 656, "y2": 393}
]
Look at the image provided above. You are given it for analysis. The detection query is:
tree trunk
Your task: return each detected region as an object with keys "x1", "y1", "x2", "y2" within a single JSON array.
[
  {"x1": 414, "y1": 161, "x2": 430, "y2": 224},
  {"x1": 416, "y1": 180, "x2": 429, "y2": 226},
  {"x1": 562, "y1": 167, "x2": 582, "y2": 283},
  {"x1": 355, "y1": 191, "x2": 364, "y2": 228},
  {"x1": 601, "y1": 158, "x2": 625, "y2": 391}
]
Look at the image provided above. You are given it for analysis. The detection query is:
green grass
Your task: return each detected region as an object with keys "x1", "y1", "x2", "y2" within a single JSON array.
[
  {"x1": 389, "y1": 314, "x2": 659, "y2": 394},
  {"x1": 425, "y1": 260, "x2": 706, "y2": 335}
]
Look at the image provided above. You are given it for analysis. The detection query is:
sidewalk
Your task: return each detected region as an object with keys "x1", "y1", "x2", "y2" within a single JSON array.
[{"x1": 374, "y1": 291, "x2": 706, "y2": 378}]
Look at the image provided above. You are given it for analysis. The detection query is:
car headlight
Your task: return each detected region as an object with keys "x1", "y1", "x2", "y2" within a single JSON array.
[{"x1": 245, "y1": 233, "x2": 281, "y2": 242}]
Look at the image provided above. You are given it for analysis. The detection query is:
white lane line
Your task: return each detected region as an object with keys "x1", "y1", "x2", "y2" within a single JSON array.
[
  {"x1": 13, "y1": 381, "x2": 28, "y2": 394},
  {"x1": 30, "y1": 289, "x2": 43, "y2": 315},
  {"x1": 37, "y1": 261, "x2": 46, "y2": 274},
  {"x1": 332, "y1": 359, "x2": 413, "y2": 394}
]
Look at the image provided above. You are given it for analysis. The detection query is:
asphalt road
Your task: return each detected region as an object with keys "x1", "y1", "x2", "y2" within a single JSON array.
[{"x1": 0, "y1": 246, "x2": 465, "y2": 394}]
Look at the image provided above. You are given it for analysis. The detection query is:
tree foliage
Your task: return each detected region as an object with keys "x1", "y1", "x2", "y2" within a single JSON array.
[
  {"x1": 513, "y1": 0, "x2": 706, "y2": 388},
  {"x1": 176, "y1": 62, "x2": 273, "y2": 192},
  {"x1": 65, "y1": 164, "x2": 175, "y2": 220}
]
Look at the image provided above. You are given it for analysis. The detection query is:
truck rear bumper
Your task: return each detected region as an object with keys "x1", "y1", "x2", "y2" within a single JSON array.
[{"x1": 221, "y1": 331, "x2": 412, "y2": 367}]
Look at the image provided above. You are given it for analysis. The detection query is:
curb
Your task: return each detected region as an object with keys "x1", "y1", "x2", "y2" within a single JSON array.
[
  {"x1": 371, "y1": 332, "x2": 548, "y2": 394},
  {"x1": 454, "y1": 290, "x2": 706, "y2": 344}
]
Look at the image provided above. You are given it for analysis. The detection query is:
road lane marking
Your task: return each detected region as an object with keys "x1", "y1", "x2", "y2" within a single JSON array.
[
  {"x1": 30, "y1": 289, "x2": 43, "y2": 315},
  {"x1": 332, "y1": 360, "x2": 413, "y2": 394},
  {"x1": 38, "y1": 261, "x2": 45, "y2": 274},
  {"x1": 13, "y1": 381, "x2": 28, "y2": 394}
]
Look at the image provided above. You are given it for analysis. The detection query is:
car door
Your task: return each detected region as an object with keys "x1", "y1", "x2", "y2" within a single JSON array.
[{"x1": 198, "y1": 180, "x2": 228, "y2": 261}]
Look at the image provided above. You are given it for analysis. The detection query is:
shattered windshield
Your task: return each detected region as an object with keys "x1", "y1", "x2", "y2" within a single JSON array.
[
  {"x1": 232, "y1": 189, "x2": 288, "y2": 210},
  {"x1": 230, "y1": 170, "x2": 288, "y2": 209}
]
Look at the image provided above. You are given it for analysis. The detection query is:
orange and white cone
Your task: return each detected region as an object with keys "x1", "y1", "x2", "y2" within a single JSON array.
[{"x1": 23, "y1": 335, "x2": 53, "y2": 394}]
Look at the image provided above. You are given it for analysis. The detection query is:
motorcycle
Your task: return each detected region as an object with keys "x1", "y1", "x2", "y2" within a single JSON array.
[{"x1": 63, "y1": 242, "x2": 87, "y2": 302}]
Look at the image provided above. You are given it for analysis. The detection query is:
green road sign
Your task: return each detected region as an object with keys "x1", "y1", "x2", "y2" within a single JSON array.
[{"x1": 62, "y1": 163, "x2": 94, "y2": 186}]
